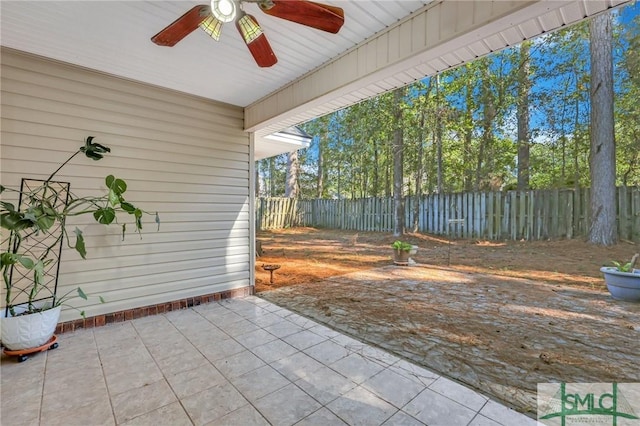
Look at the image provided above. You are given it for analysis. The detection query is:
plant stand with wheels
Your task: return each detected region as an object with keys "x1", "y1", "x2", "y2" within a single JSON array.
[{"x1": 3, "y1": 335, "x2": 59, "y2": 362}]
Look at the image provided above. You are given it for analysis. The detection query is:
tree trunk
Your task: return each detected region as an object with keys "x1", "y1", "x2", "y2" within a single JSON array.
[
  {"x1": 317, "y1": 131, "x2": 325, "y2": 198},
  {"x1": 269, "y1": 157, "x2": 276, "y2": 196},
  {"x1": 373, "y1": 139, "x2": 379, "y2": 196},
  {"x1": 435, "y1": 74, "x2": 444, "y2": 193},
  {"x1": 392, "y1": 87, "x2": 405, "y2": 236},
  {"x1": 476, "y1": 65, "x2": 493, "y2": 190},
  {"x1": 573, "y1": 94, "x2": 580, "y2": 190},
  {"x1": 337, "y1": 165, "x2": 341, "y2": 198},
  {"x1": 413, "y1": 111, "x2": 425, "y2": 232},
  {"x1": 284, "y1": 150, "x2": 299, "y2": 198},
  {"x1": 588, "y1": 13, "x2": 617, "y2": 245},
  {"x1": 255, "y1": 160, "x2": 261, "y2": 197},
  {"x1": 463, "y1": 77, "x2": 474, "y2": 192},
  {"x1": 517, "y1": 42, "x2": 531, "y2": 190},
  {"x1": 385, "y1": 145, "x2": 392, "y2": 198}
]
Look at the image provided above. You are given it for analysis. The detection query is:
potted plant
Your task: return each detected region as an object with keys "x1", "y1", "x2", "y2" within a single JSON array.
[
  {"x1": 1, "y1": 137, "x2": 158, "y2": 351},
  {"x1": 392, "y1": 240, "x2": 412, "y2": 265},
  {"x1": 600, "y1": 253, "x2": 640, "y2": 302}
]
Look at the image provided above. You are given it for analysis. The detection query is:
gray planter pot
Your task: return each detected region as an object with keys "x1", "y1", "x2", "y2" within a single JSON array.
[
  {"x1": 393, "y1": 249, "x2": 410, "y2": 265},
  {"x1": 600, "y1": 267, "x2": 640, "y2": 302}
]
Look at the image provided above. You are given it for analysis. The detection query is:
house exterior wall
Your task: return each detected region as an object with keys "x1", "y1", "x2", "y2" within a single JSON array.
[{"x1": 0, "y1": 48, "x2": 252, "y2": 323}]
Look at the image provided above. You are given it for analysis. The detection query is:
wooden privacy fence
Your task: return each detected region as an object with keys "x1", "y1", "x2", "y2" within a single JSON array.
[{"x1": 256, "y1": 186, "x2": 640, "y2": 242}]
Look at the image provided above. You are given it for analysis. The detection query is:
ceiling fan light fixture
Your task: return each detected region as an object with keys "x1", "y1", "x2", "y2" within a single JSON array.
[
  {"x1": 200, "y1": 15, "x2": 223, "y2": 41},
  {"x1": 210, "y1": 0, "x2": 236, "y2": 23},
  {"x1": 237, "y1": 13, "x2": 263, "y2": 44}
]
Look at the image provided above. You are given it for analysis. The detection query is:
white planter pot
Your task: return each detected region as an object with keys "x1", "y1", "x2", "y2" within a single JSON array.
[{"x1": 1, "y1": 304, "x2": 61, "y2": 350}]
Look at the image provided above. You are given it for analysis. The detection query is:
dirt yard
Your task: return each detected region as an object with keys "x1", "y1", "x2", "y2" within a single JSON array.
[
  {"x1": 255, "y1": 228, "x2": 640, "y2": 416},
  {"x1": 256, "y1": 227, "x2": 636, "y2": 293}
]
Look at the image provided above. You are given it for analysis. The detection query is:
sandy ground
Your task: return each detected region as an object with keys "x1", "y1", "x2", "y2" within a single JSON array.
[
  {"x1": 256, "y1": 228, "x2": 637, "y2": 293},
  {"x1": 255, "y1": 228, "x2": 640, "y2": 416}
]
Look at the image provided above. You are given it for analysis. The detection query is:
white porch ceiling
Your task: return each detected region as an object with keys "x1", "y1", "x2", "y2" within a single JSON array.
[
  {"x1": 0, "y1": 0, "x2": 431, "y2": 108},
  {"x1": 1, "y1": 0, "x2": 631, "y2": 152}
]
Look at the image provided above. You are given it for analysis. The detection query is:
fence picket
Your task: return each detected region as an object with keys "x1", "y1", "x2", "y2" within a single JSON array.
[
  {"x1": 256, "y1": 187, "x2": 640, "y2": 242},
  {"x1": 632, "y1": 188, "x2": 640, "y2": 242}
]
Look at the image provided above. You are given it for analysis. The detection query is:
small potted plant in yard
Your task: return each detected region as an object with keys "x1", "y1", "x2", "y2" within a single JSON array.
[
  {"x1": 392, "y1": 240, "x2": 413, "y2": 265},
  {"x1": 600, "y1": 253, "x2": 640, "y2": 302},
  {"x1": 1, "y1": 137, "x2": 158, "y2": 353}
]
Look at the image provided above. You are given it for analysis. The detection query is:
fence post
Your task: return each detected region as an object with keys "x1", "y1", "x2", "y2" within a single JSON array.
[{"x1": 632, "y1": 187, "x2": 640, "y2": 242}]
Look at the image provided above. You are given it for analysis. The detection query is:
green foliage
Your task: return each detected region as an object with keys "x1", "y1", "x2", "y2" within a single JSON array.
[
  {"x1": 391, "y1": 240, "x2": 412, "y2": 251},
  {"x1": 611, "y1": 260, "x2": 633, "y2": 272},
  {"x1": 258, "y1": 4, "x2": 640, "y2": 200},
  {"x1": 1, "y1": 137, "x2": 158, "y2": 317},
  {"x1": 611, "y1": 253, "x2": 639, "y2": 272},
  {"x1": 79, "y1": 136, "x2": 110, "y2": 160},
  {"x1": 615, "y1": 10, "x2": 640, "y2": 187}
]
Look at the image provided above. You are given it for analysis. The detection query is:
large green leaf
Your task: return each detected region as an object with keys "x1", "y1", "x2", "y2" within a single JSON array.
[
  {"x1": 74, "y1": 227, "x2": 87, "y2": 259},
  {"x1": 80, "y1": 136, "x2": 111, "y2": 160},
  {"x1": 107, "y1": 176, "x2": 127, "y2": 204},
  {"x1": 0, "y1": 201, "x2": 16, "y2": 212},
  {"x1": 110, "y1": 178, "x2": 127, "y2": 196},
  {"x1": 134, "y1": 209, "x2": 143, "y2": 230},
  {"x1": 120, "y1": 202, "x2": 135, "y2": 213},
  {"x1": 35, "y1": 209, "x2": 56, "y2": 231},
  {"x1": 1, "y1": 212, "x2": 32, "y2": 231},
  {"x1": 1, "y1": 253, "x2": 18, "y2": 267},
  {"x1": 42, "y1": 205, "x2": 57, "y2": 217},
  {"x1": 33, "y1": 260, "x2": 45, "y2": 285},
  {"x1": 108, "y1": 188, "x2": 120, "y2": 207},
  {"x1": 94, "y1": 207, "x2": 116, "y2": 225},
  {"x1": 77, "y1": 287, "x2": 88, "y2": 300},
  {"x1": 17, "y1": 256, "x2": 35, "y2": 269},
  {"x1": 23, "y1": 210, "x2": 39, "y2": 223}
]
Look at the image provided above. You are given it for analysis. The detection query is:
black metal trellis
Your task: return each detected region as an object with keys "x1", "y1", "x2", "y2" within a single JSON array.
[{"x1": 4, "y1": 179, "x2": 70, "y2": 315}]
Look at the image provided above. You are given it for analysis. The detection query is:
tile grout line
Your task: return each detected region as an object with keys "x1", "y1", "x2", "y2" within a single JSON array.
[
  {"x1": 190, "y1": 302, "x2": 287, "y2": 425},
  {"x1": 92, "y1": 329, "x2": 119, "y2": 425},
  {"x1": 466, "y1": 400, "x2": 492, "y2": 426},
  {"x1": 242, "y1": 298, "x2": 419, "y2": 426},
  {"x1": 128, "y1": 313, "x2": 195, "y2": 426},
  {"x1": 223, "y1": 299, "x2": 361, "y2": 426},
  {"x1": 228, "y1": 298, "x2": 487, "y2": 425}
]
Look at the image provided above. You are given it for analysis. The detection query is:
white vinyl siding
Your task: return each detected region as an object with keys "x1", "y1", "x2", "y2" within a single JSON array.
[{"x1": 0, "y1": 48, "x2": 250, "y2": 322}]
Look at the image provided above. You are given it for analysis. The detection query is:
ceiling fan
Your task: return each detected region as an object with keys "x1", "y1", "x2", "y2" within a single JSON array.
[{"x1": 151, "y1": 0, "x2": 345, "y2": 68}]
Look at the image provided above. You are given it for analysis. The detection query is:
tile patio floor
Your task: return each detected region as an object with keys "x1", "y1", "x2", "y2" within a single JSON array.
[{"x1": 1, "y1": 296, "x2": 537, "y2": 425}]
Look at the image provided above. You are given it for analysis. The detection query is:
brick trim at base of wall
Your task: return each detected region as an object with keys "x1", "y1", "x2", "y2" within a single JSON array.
[{"x1": 55, "y1": 286, "x2": 254, "y2": 335}]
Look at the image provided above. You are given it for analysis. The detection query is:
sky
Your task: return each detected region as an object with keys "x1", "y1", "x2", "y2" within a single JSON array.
[{"x1": 289, "y1": 1, "x2": 640, "y2": 166}]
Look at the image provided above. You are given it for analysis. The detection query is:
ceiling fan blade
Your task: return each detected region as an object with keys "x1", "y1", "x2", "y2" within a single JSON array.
[
  {"x1": 236, "y1": 14, "x2": 277, "y2": 67},
  {"x1": 245, "y1": 34, "x2": 278, "y2": 67},
  {"x1": 152, "y1": 5, "x2": 210, "y2": 46},
  {"x1": 260, "y1": 0, "x2": 344, "y2": 34}
]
